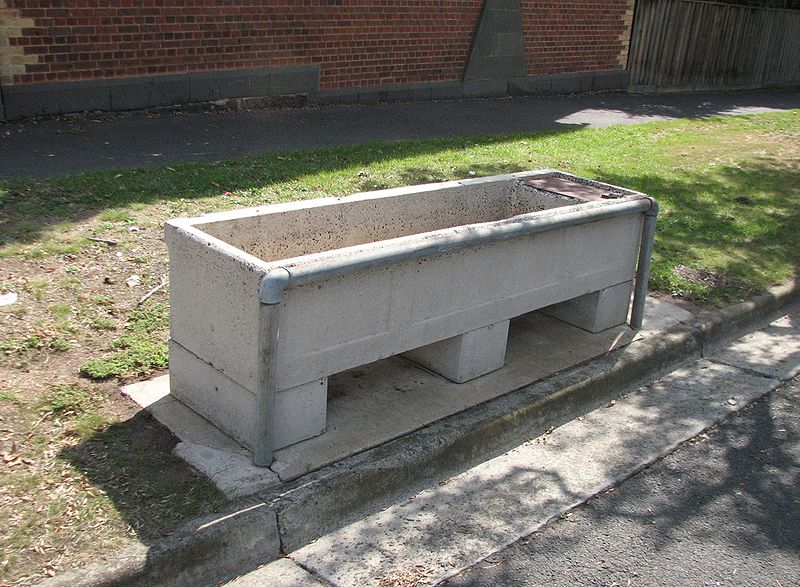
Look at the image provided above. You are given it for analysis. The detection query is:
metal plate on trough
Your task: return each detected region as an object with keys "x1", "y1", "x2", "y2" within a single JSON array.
[{"x1": 524, "y1": 177, "x2": 624, "y2": 201}]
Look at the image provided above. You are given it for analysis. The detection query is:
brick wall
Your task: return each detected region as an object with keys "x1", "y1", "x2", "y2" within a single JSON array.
[
  {"x1": 521, "y1": 0, "x2": 635, "y2": 75},
  {"x1": 1, "y1": 0, "x2": 637, "y2": 118},
  {"x1": 1, "y1": 0, "x2": 483, "y2": 89}
]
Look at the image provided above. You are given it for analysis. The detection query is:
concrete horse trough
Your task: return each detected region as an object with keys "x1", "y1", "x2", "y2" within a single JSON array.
[{"x1": 166, "y1": 171, "x2": 658, "y2": 465}]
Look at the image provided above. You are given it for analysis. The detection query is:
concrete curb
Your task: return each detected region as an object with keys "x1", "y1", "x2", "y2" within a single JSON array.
[
  {"x1": 40, "y1": 281, "x2": 800, "y2": 587},
  {"x1": 42, "y1": 499, "x2": 278, "y2": 587},
  {"x1": 695, "y1": 280, "x2": 799, "y2": 354}
]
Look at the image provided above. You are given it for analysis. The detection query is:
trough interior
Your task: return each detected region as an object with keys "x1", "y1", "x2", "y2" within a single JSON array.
[{"x1": 197, "y1": 180, "x2": 579, "y2": 261}]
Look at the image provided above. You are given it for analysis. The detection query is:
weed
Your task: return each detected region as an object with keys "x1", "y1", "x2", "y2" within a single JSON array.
[
  {"x1": 38, "y1": 384, "x2": 99, "y2": 418},
  {"x1": 89, "y1": 317, "x2": 117, "y2": 331},
  {"x1": 69, "y1": 412, "x2": 110, "y2": 438},
  {"x1": 80, "y1": 303, "x2": 169, "y2": 379},
  {"x1": 92, "y1": 294, "x2": 115, "y2": 306},
  {"x1": 42, "y1": 239, "x2": 87, "y2": 256},
  {"x1": 97, "y1": 209, "x2": 134, "y2": 223},
  {"x1": 0, "y1": 335, "x2": 71, "y2": 355},
  {"x1": 58, "y1": 276, "x2": 83, "y2": 291},
  {"x1": 51, "y1": 303, "x2": 73, "y2": 321},
  {"x1": 50, "y1": 303, "x2": 79, "y2": 335},
  {"x1": 25, "y1": 278, "x2": 47, "y2": 301},
  {"x1": 49, "y1": 338, "x2": 72, "y2": 352}
]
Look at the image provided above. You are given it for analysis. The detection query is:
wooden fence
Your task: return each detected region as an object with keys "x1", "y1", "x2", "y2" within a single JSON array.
[{"x1": 628, "y1": 0, "x2": 800, "y2": 91}]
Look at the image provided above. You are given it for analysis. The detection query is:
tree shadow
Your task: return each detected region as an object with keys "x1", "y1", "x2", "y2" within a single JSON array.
[
  {"x1": 1, "y1": 86, "x2": 796, "y2": 184},
  {"x1": 594, "y1": 161, "x2": 800, "y2": 302},
  {"x1": 443, "y1": 382, "x2": 800, "y2": 586},
  {"x1": 58, "y1": 411, "x2": 224, "y2": 542},
  {"x1": 0, "y1": 128, "x2": 579, "y2": 247}
]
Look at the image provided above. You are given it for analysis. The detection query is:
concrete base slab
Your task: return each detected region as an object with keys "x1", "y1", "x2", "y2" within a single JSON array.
[
  {"x1": 121, "y1": 374, "x2": 172, "y2": 408},
  {"x1": 708, "y1": 313, "x2": 800, "y2": 379},
  {"x1": 290, "y1": 358, "x2": 781, "y2": 587},
  {"x1": 271, "y1": 311, "x2": 634, "y2": 481},
  {"x1": 174, "y1": 442, "x2": 281, "y2": 498},
  {"x1": 123, "y1": 375, "x2": 242, "y2": 453},
  {"x1": 403, "y1": 320, "x2": 510, "y2": 383},
  {"x1": 123, "y1": 295, "x2": 696, "y2": 492},
  {"x1": 224, "y1": 558, "x2": 324, "y2": 587},
  {"x1": 634, "y1": 295, "x2": 695, "y2": 337}
]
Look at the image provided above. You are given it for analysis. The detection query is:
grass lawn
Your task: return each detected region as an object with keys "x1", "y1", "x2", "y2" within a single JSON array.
[{"x1": 1, "y1": 109, "x2": 798, "y2": 584}]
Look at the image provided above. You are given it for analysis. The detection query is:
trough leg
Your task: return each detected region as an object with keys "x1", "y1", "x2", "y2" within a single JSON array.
[
  {"x1": 167, "y1": 341, "x2": 327, "y2": 454},
  {"x1": 403, "y1": 320, "x2": 510, "y2": 383},
  {"x1": 542, "y1": 280, "x2": 633, "y2": 333},
  {"x1": 274, "y1": 378, "x2": 328, "y2": 449}
]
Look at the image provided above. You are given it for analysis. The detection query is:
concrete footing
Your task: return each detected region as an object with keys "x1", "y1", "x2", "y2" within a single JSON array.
[
  {"x1": 543, "y1": 281, "x2": 634, "y2": 333},
  {"x1": 169, "y1": 341, "x2": 327, "y2": 452},
  {"x1": 403, "y1": 320, "x2": 510, "y2": 383}
]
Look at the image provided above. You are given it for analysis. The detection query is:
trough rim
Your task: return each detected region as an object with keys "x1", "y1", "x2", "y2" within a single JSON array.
[{"x1": 165, "y1": 169, "x2": 649, "y2": 276}]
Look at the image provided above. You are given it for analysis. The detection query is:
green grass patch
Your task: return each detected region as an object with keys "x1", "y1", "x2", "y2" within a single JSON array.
[
  {"x1": 25, "y1": 278, "x2": 48, "y2": 301},
  {"x1": 80, "y1": 303, "x2": 169, "y2": 379},
  {"x1": 0, "y1": 335, "x2": 71, "y2": 355},
  {"x1": 1, "y1": 111, "x2": 799, "y2": 307},
  {"x1": 89, "y1": 316, "x2": 117, "y2": 331},
  {"x1": 96, "y1": 209, "x2": 135, "y2": 223},
  {"x1": 38, "y1": 384, "x2": 100, "y2": 419},
  {"x1": 91, "y1": 294, "x2": 115, "y2": 306}
]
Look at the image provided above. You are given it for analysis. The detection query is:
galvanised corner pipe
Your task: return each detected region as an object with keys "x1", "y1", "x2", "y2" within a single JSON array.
[
  {"x1": 254, "y1": 268, "x2": 291, "y2": 466},
  {"x1": 252, "y1": 196, "x2": 657, "y2": 465},
  {"x1": 630, "y1": 197, "x2": 659, "y2": 330}
]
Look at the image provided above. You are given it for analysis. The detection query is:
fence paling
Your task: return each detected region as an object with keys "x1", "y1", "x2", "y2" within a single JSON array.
[{"x1": 629, "y1": 0, "x2": 800, "y2": 91}]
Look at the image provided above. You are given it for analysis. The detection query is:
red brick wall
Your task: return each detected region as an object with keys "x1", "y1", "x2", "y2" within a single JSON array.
[
  {"x1": 1, "y1": 0, "x2": 483, "y2": 89},
  {"x1": 520, "y1": 0, "x2": 635, "y2": 75}
]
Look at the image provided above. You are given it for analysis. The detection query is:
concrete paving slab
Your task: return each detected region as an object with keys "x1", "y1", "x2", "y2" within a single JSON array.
[
  {"x1": 290, "y1": 358, "x2": 779, "y2": 587},
  {"x1": 707, "y1": 313, "x2": 800, "y2": 379},
  {"x1": 174, "y1": 442, "x2": 281, "y2": 498},
  {"x1": 123, "y1": 377, "x2": 243, "y2": 453},
  {"x1": 121, "y1": 374, "x2": 172, "y2": 408},
  {"x1": 635, "y1": 295, "x2": 695, "y2": 337},
  {"x1": 224, "y1": 558, "x2": 324, "y2": 587}
]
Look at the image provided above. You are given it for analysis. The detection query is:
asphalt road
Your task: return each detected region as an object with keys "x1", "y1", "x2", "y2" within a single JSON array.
[
  {"x1": 443, "y1": 376, "x2": 800, "y2": 587},
  {"x1": 1, "y1": 88, "x2": 798, "y2": 179}
]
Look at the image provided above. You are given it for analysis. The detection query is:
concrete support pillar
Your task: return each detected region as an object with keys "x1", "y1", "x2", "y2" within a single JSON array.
[
  {"x1": 403, "y1": 320, "x2": 510, "y2": 383},
  {"x1": 275, "y1": 378, "x2": 328, "y2": 448},
  {"x1": 542, "y1": 281, "x2": 633, "y2": 333},
  {"x1": 168, "y1": 340, "x2": 327, "y2": 451}
]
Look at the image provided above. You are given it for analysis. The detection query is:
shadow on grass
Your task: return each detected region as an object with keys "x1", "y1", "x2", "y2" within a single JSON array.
[
  {"x1": 0, "y1": 130, "x2": 575, "y2": 246},
  {"x1": 58, "y1": 411, "x2": 224, "y2": 542},
  {"x1": 594, "y1": 160, "x2": 800, "y2": 303}
]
